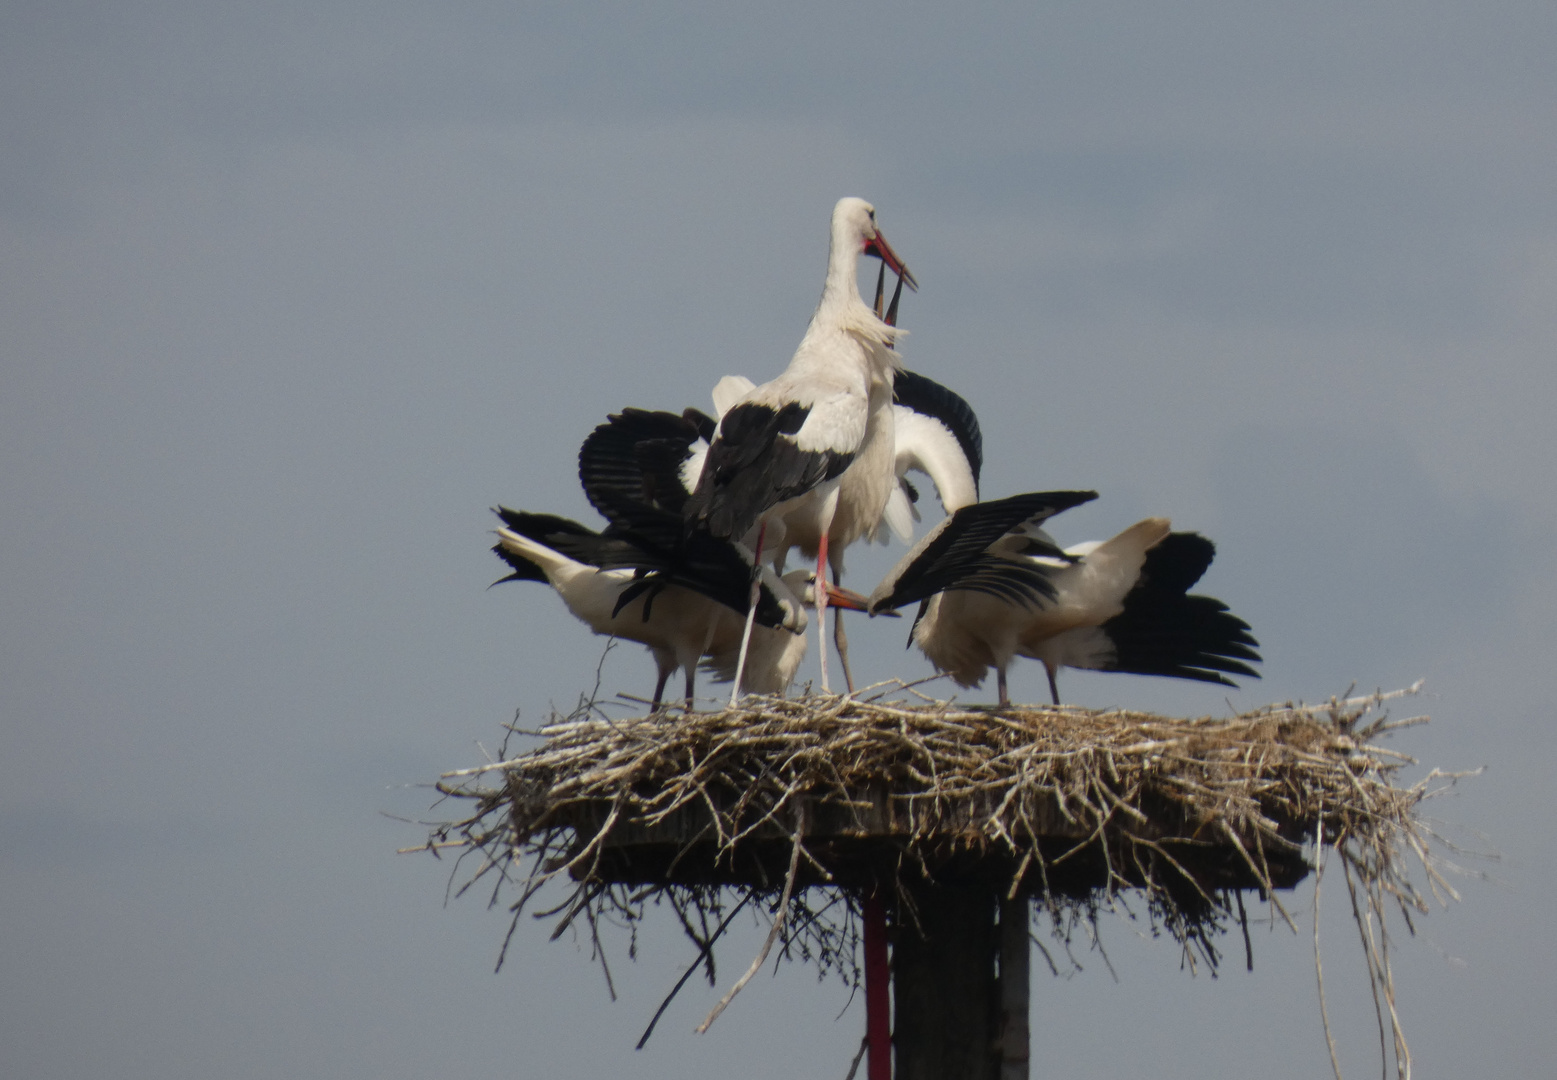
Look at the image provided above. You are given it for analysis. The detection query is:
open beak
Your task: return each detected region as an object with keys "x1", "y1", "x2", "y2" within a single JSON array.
[
  {"x1": 884, "y1": 271, "x2": 904, "y2": 328},
  {"x1": 863, "y1": 229, "x2": 919, "y2": 292},
  {"x1": 824, "y1": 582, "x2": 874, "y2": 612}
]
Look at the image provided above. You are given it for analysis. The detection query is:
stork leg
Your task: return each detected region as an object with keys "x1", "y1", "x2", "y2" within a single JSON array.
[
  {"x1": 650, "y1": 667, "x2": 671, "y2": 714},
  {"x1": 728, "y1": 522, "x2": 767, "y2": 708},
  {"x1": 997, "y1": 667, "x2": 1010, "y2": 708},
  {"x1": 689, "y1": 619, "x2": 717, "y2": 715},
  {"x1": 1046, "y1": 664, "x2": 1061, "y2": 707},
  {"x1": 815, "y1": 532, "x2": 831, "y2": 694},
  {"x1": 863, "y1": 889, "x2": 891, "y2": 1080},
  {"x1": 832, "y1": 565, "x2": 856, "y2": 694}
]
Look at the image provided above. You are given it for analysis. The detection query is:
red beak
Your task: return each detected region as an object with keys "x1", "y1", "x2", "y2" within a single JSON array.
[{"x1": 863, "y1": 229, "x2": 919, "y2": 292}]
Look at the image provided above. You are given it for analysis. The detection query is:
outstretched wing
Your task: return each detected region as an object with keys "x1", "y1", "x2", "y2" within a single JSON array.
[
  {"x1": 683, "y1": 398, "x2": 857, "y2": 540},
  {"x1": 578, "y1": 407, "x2": 711, "y2": 523},
  {"x1": 490, "y1": 504, "x2": 791, "y2": 628},
  {"x1": 868, "y1": 490, "x2": 1098, "y2": 613}
]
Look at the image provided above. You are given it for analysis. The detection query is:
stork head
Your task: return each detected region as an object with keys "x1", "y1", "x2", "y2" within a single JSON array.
[{"x1": 833, "y1": 197, "x2": 919, "y2": 293}]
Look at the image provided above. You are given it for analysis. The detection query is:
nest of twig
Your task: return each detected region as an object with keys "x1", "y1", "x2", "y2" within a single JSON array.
[{"x1": 415, "y1": 681, "x2": 1470, "y2": 1072}]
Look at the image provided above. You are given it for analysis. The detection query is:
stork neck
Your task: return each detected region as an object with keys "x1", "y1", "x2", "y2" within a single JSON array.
[{"x1": 818, "y1": 229, "x2": 866, "y2": 313}]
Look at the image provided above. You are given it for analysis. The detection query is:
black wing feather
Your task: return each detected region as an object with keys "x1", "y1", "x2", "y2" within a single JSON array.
[
  {"x1": 684, "y1": 401, "x2": 854, "y2": 540},
  {"x1": 489, "y1": 507, "x2": 598, "y2": 583},
  {"x1": 578, "y1": 408, "x2": 705, "y2": 523},
  {"x1": 1097, "y1": 532, "x2": 1262, "y2": 685},
  {"x1": 489, "y1": 505, "x2": 791, "y2": 628},
  {"x1": 893, "y1": 368, "x2": 984, "y2": 491},
  {"x1": 870, "y1": 490, "x2": 1098, "y2": 613},
  {"x1": 683, "y1": 407, "x2": 717, "y2": 442}
]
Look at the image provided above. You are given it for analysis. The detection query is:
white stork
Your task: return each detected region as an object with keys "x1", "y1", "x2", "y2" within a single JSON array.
[
  {"x1": 684, "y1": 197, "x2": 916, "y2": 697},
  {"x1": 492, "y1": 507, "x2": 869, "y2": 711},
  {"x1": 711, "y1": 366, "x2": 983, "y2": 543},
  {"x1": 867, "y1": 497, "x2": 1261, "y2": 705},
  {"x1": 707, "y1": 366, "x2": 982, "y2": 688}
]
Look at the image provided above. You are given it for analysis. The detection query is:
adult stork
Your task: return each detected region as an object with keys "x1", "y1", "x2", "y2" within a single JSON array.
[
  {"x1": 684, "y1": 197, "x2": 916, "y2": 697},
  {"x1": 490, "y1": 507, "x2": 868, "y2": 711},
  {"x1": 710, "y1": 366, "x2": 982, "y2": 549},
  {"x1": 868, "y1": 500, "x2": 1261, "y2": 705},
  {"x1": 696, "y1": 365, "x2": 982, "y2": 689}
]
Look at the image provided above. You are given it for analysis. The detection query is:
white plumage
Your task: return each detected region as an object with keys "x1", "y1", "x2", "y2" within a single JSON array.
[
  {"x1": 685, "y1": 197, "x2": 916, "y2": 695},
  {"x1": 699, "y1": 364, "x2": 981, "y2": 691},
  {"x1": 869, "y1": 497, "x2": 1261, "y2": 705},
  {"x1": 909, "y1": 517, "x2": 1170, "y2": 705},
  {"x1": 699, "y1": 368, "x2": 981, "y2": 555},
  {"x1": 492, "y1": 516, "x2": 809, "y2": 711}
]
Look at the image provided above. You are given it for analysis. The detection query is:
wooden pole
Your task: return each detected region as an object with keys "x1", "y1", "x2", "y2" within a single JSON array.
[
  {"x1": 998, "y1": 895, "x2": 1030, "y2": 1080},
  {"x1": 892, "y1": 880, "x2": 999, "y2": 1080}
]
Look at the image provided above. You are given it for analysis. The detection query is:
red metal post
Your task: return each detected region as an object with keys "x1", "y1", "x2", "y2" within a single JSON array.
[{"x1": 864, "y1": 891, "x2": 892, "y2": 1080}]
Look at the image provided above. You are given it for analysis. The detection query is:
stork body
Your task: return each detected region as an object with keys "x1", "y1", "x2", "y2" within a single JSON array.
[
  {"x1": 697, "y1": 367, "x2": 980, "y2": 690},
  {"x1": 909, "y1": 516, "x2": 1169, "y2": 705},
  {"x1": 870, "y1": 500, "x2": 1261, "y2": 705},
  {"x1": 491, "y1": 509, "x2": 805, "y2": 711},
  {"x1": 685, "y1": 197, "x2": 915, "y2": 696},
  {"x1": 580, "y1": 356, "x2": 987, "y2": 709}
]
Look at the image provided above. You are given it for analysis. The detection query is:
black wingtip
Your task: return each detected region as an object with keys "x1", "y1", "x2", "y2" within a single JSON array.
[
  {"x1": 490, "y1": 541, "x2": 549, "y2": 585},
  {"x1": 1098, "y1": 578, "x2": 1264, "y2": 687},
  {"x1": 870, "y1": 489, "x2": 1097, "y2": 614},
  {"x1": 892, "y1": 369, "x2": 985, "y2": 488}
]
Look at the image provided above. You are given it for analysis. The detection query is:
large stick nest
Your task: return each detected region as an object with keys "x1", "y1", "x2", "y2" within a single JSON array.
[{"x1": 415, "y1": 682, "x2": 1470, "y2": 1070}]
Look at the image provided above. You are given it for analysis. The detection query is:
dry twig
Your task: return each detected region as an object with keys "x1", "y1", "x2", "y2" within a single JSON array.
[{"x1": 415, "y1": 683, "x2": 1465, "y2": 1061}]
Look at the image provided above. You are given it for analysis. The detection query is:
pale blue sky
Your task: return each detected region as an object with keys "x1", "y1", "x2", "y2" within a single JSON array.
[{"x1": 3, "y1": 2, "x2": 1554, "y2": 1076}]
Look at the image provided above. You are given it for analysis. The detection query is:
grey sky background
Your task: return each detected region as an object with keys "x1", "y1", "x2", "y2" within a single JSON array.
[{"x1": 3, "y1": 2, "x2": 1553, "y2": 1076}]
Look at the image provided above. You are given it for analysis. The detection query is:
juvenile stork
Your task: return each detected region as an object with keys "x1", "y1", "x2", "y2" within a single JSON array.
[
  {"x1": 868, "y1": 499, "x2": 1261, "y2": 705},
  {"x1": 491, "y1": 507, "x2": 867, "y2": 711},
  {"x1": 684, "y1": 197, "x2": 916, "y2": 698},
  {"x1": 1021, "y1": 531, "x2": 1262, "y2": 704}
]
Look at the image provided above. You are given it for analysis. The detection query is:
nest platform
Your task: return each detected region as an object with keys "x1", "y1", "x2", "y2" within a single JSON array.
[{"x1": 421, "y1": 684, "x2": 1461, "y2": 1078}]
